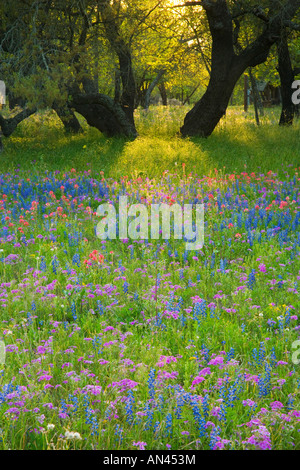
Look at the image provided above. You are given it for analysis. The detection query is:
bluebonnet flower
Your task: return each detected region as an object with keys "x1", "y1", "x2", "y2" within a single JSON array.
[
  {"x1": 190, "y1": 398, "x2": 206, "y2": 437},
  {"x1": 39, "y1": 256, "x2": 47, "y2": 271},
  {"x1": 68, "y1": 394, "x2": 79, "y2": 415},
  {"x1": 247, "y1": 269, "x2": 256, "y2": 290},
  {"x1": 175, "y1": 393, "x2": 184, "y2": 419},
  {"x1": 60, "y1": 399, "x2": 68, "y2": 414},
  {"x1": 153, "y1": 421, "x2": 160, "y2": 437},
  {"x1": 180, "y1": 314, "x2": 187, "y2": 328},
  {"x1": 201, "y1": 344, "x2": 210, "y2": 363},
  {"x1": 148, "y1": 369, "x2": 156, "y2": 400},
  {"x1": 226, "y1": 347, "x2": 235, "y2": 362},
  {"x1": 202, "y1": 394, "x2": 210, "y2": 419},
  {"x1": 258, "y1": 342, "x2": 266, "y2": 365},
  {"x1": 210, "y1": 252, "x2": 215, "y2": 270},
  {"x1": 226, "y1": 374, "x2": 243, "y2": 408},
  {"x1": 92, "y1": 335, "x2": 102, "y2": 354},
  {"x1": 0, "y1": 382, "x2": 18, "y2": 405},
  {"x1": 96, "y1": 300, "x2": 105, "y2": 315},
  {"x1": 270, "y1": 347, "x2": 277, "y2": 368},
  {"x1": 71, "y1": 301, "x2": 77, "y2": 322},
  {"x1": 277, "y1": 275, "x2": 284, "y2": 288},
  {"x1": 284, "y1": 308, "x2": 291, "y2": 327},
  {"x1": 125, "y1": 390, "x2": 135, "y2": 425},
  {"x1": 123, "y1": 281, "x2": 129, "y2": 294},
  {"x1": 251, "y1": 348, "x2": 258, "y2": 366},
  {"x1": 164, "y1": 413, "x2": 173, "y2": 437},
  {"x1": 72, "y1": 253, "x2": 80, "y2": 267},
  {"x1": 200, "y1": 299, "x2": 207, "y2": 318},
  {"x1": 258, "y1": 362, "x2": 272, "y2": 398},
  {"x1": 209, "y1": 425, "x2": 221, "y2": 450},
  {"x1": 278, "y1": 316, "x2": 284, "y2": 334},
  {"x1": 144, "y1": 401, "x2": 154, "y2": 431},
  {"x1": 27, "y1": 311, "x2": 33, "y2": 325},
  {"x1": 220, "y1": 259, "x2": 225, "y2": 273},
  {"x1": 219, "y1": 403, "x2": 227, "y2": 422},
  {"x1": 114, "y1": 424, "x2": 123, "y2": 443},
  {"x1": 84, "y1": 400, "x2": 98, "y2": 436},
  {"x1": 52, "y1": 256, "x2": 59, "y2": 274},
  {"x1": 287, "y1": 394, "x2": 295, "y2": 411},
  {"x1": 157, "y1": 394, "x2": 164, "y2": 413}
]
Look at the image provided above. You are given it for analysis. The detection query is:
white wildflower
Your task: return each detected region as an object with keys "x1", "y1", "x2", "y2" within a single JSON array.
[{"x1": 65, "y1": 430, "x2": 82, "y2": 440}]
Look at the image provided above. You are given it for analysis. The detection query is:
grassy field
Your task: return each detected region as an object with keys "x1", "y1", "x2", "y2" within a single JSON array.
[
  {"x1": 0, "y1": 105, "x2": 300, "y2": 450},
  {"x1": 1, "y1": 105, "x2": 299, "y2": 178}
]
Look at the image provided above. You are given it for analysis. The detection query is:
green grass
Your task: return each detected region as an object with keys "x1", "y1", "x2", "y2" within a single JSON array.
[{"x1": 1, "y1": 105, "x2": 299, "y2": 178}]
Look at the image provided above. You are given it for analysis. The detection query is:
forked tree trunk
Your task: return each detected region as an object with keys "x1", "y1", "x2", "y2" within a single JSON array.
[
  {"x1": 52, "y1": 102, "x2": 83, "y2": 134},
  {"x1": 70, "y1": 93, "x2": 137, "y2": 138},
  {"x1": 180, "y1": 0, "x2": 300, "y2": 138}
]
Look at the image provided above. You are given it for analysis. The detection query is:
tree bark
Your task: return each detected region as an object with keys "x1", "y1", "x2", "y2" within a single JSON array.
[
  {"x1": 181, "y1": 0, "x2": 239, "y2": 137},
  {"x1": 0, "y1": 107, "x2": 36, "y2": 137},
  {"x1": 249, "y1": 68, "x2": 264, "y2": 125},
  {"x1": 6, "y1": 89, "x2": 26, "y2": 111},
  {"x1": 277, "y1": 31, "x2": 295, "y2": 125},
  {"x1": 114, "y1": 68, "x2": 121, "y2": 104},
  {"x1": 70, "y1": 93, "x2": 137, "y2": 138},
  {"x1": 144, "y1": 69, "x2": 166, "y2": 110},
  {"x1": 98, "y1": 1, "x2": 136, "y2": 126},
  {"x1": 52, "y1": 102, "x2": 83, "y2": 134},
  {"x1": 249, "y1": 69, "x2": 260, "y2": 126},
  {"x1": 158, "y1": 82, "x2": 168, "y2": 106},
  {"x1": 180, "y1": 0, "x2": 300, "y2": 138},
  {"x1": 244, "y1": 74, "x2": 249, "y2": 112},
  {"x1": 66, "y1": 1, "x2": 137, "y2": 138},
  {"x1": 82, "y1": 0, "x2": 137, "y2": 137}
]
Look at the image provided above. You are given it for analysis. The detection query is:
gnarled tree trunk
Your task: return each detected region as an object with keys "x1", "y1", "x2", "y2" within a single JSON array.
[
  {"x1": 180, "y1": 0, "x2": 300, "y2": 138},
  {"x1": 70, "y1": 93, "x2": 137, "y2": 138},
  {"x1": 70, "y1": 0, "x2": 137, "y2": 138},
  {"x1": 180, "y1": 1, "x2": 240, "y2": 137},
  {"x1": 0, "y1": 107, "x2": 36, "y2": 137},
  {"x1": 52, "y1": 102, "x2": 83, "y2": 134},
  {"x1": 0, "y1": 107, "x2": 36, "y2": 151}
]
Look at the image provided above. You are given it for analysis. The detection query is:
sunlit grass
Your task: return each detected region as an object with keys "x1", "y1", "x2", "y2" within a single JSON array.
[{"x1": 1, "y1": 105, "x2": 299, "y2": 179}]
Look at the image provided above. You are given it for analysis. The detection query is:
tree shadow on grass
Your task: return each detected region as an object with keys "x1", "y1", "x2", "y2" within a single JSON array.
[{"x1": 0, "y1": 127, "x2": 129, "y2": 175}]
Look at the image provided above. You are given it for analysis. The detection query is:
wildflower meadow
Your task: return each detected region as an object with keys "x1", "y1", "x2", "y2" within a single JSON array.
[{"x1": 0, "y1": 108, "x2": 300, "y2": 452}]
